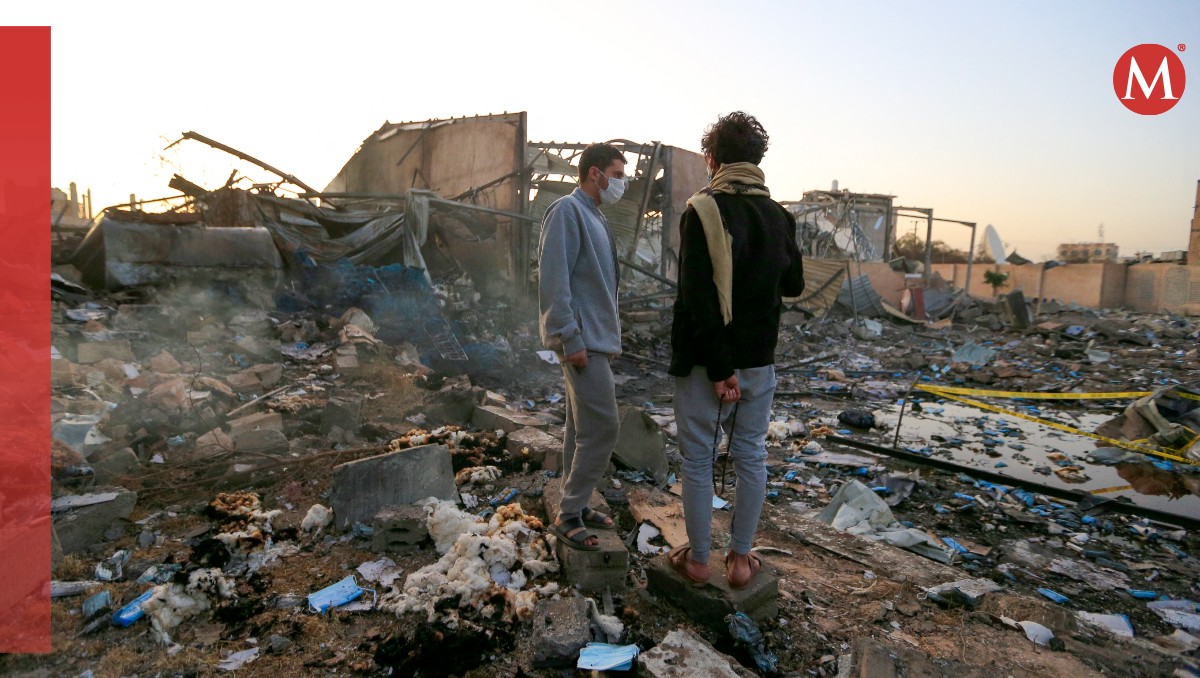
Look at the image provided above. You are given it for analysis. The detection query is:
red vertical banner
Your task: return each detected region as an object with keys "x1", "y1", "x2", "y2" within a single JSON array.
[{"x1": 0, "y1": 26, "x2": 51, "y2": 653}]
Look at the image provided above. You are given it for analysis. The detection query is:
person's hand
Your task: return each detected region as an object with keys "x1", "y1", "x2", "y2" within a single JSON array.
[
  {"x1": 714, "y1": 375, "x2": 740, "y2": 403},
  {"x1": 565, "y1": 349, "x2": 588, "y2": 369}
]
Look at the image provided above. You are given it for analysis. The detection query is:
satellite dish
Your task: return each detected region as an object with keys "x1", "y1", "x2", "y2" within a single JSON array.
[
  {"x1": 985, "y1": 224, "x2": 1008, "y2": 264},
  {"x1": 873, "y1": 216, "x2": 884, "y2": 231}
]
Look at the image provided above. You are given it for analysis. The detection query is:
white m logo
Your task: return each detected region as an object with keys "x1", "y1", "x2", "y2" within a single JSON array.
[{"x1": 1123, "y1": 56, "x2": 1179, "y2": 100}]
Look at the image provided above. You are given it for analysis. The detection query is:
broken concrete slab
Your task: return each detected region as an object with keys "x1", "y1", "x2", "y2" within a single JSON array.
[
  {"x1": 506, "y1": 426, "x2": 561, "y2": 470},
  {"x1": 321, "y1": 395, "x2": 364, "y2": 436},
  {"x1": 76, "y1": 339, "x2": 134, "y2": 364},
  {"x1": 528, "y1": 597, "x2": 590, "y2": 668},
  {"x1": 195, "y1": 428, "x2": 234, "y2": 457},
  {"x1": 225, "y1": 370, "x2": 263, "y2": 395},
  {"x1": 646, "y1": 552, "x2": 778, "y2": 634},
  {"x1": 372, "y1": 504, "x2": 429, "y2": 553},
  {"x1": 228, "y1": 411, "x2": 283, "y2": 438},
  {"x1": 639, "y1": 628, "x2": 753, "y2": 677},
  {"x1": 613, "y1": 406, "x2": 667, "y2": 484},
  {"x1": 249, "y1": 363, "x2": 283, "y2": 388},
  {"x1": 925, "y1": 578, "x2": 1004, "y2": 609},
  {"x1": 90, "y1": 447, "x2": 140, "y2": 484},
  {"x1": 329, "y1": 444, "x2": 457, "y2": 531},
  {"x1": 233, "y1": 427, "x2": 289, "y2": 454},
  {"x1": 472, "y1": 405, "x2": 556, "y2": 433},
  {"x1": 52, "y1": 487, "x2": 138, "y2": 555}
]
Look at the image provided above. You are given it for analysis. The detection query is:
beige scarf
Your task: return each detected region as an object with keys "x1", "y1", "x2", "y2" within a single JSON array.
[{"x1": 685, "y1": 162, "x2": 771, "y2": 325}]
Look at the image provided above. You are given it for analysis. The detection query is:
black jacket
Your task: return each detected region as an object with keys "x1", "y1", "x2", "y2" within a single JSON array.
[{"x1": 668, "y1": 193, "x2": 804, "y2": 382}]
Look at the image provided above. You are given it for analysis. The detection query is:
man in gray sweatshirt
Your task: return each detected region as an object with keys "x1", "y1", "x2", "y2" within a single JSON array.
[{"x1": 539, "y1": 143, "x2": 627, "y2": 550}]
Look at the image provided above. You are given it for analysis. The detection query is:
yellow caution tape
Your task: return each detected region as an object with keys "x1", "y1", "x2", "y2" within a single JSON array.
[
  {"x1": 917, "y1": 384, "x2": 1199, "y2": 466},
  {"x1": 914, "y1": 385, "x2": 1200, "y2": 402}
]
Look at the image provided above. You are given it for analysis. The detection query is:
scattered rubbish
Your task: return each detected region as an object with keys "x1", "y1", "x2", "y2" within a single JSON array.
[
  {"x1": 217, "y1": 647, "x2": 260, "y2": 671},
  {"x1": 837, "y1": 409, "x2": 876, "y2": 429},
  {"x1": 925, "y1": 578, "x2": 1003, "y2": 609},
  {"x1": 1077, "y1": 612, "x2": 1134, "y2": 638},
  {"x1": 535, "y1": 351, "x2": 561, "y2": 365},
  {"x1": 951, "y1": 342, "x2": 996, "y2": 366},
  {"x1": 82, "y1": 590, "x2": 113, "y2": 619},
  {"x1": 726, "y1": 611, "x2": 778, "y2": 673},
  {"x1": 577, "y1": 643, "x2": 639, "y2": 671},
  {"x1": 634, "y1": 523, "x2": 669, "y2": 555},
  {"x1": 300, "y1": 504, "x2": 333, "y2": 532},
  {"x1": 111, "y1": 588, "x2": 157, "y2": 628},
  {"x1": 712, "y1": 496, "x2": 730, "y2": 510},
  {"x1": 356, "y1": 557, "x2": 405, "y2": 588},
  {"x1": 1037, "y1": 588, "x2": 1070, "y2": 604},
  {"x1": 308, "y1": 576, "x2": 367, "y2": 614},
  {"x1": 1018, "y1": 620, "x2": 1055, "y2": 646}
]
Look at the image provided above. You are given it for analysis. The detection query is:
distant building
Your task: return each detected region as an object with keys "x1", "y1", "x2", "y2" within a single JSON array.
[{"x1": 1056, "y1": 242, "x2": 1118, "y2": 263}]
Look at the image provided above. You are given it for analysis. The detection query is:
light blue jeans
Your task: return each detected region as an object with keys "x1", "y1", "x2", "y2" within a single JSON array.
[{"x1": 674, "y1": 365, "x2": 776, "y2": 564}]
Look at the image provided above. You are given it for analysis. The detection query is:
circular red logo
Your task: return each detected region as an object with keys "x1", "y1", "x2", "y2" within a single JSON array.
[{"x1": 1113, "y1": 44, "x2": 1186, "y2": 115}]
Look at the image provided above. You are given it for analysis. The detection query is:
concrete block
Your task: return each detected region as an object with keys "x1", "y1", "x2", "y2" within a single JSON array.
[
  {"x1": 225, "y1": 370, "x2": 262, "y2": 395},
  {"x1": 147, "y1": 350, "x2": 182, "y2": 373},
  {"x1": 613, "y1": 405, "x2": 667, "y2": 483},
  {"x1": 114, "y1": 304, "x2": 183, "y2": 335},
  {"x1": 372, "y1": 504, "x2": 429, "y2": 552},
  {"x1": 847, "y1": 637, "x2": 991, "y2": 678},
  {"x1": 195, "y1": 428, "x2": 233, "y2": 457},
  {"x1": 335, "y1": 354, "x2": 361, "y2": 373},
  {"x1": 555, "y1": 529, "x2": 629, "y2": 593},
  {"x1": 321, "y1": 395, "x2": 364, "y2": 436},
  {"x1": 639, "y1": 629, "x2": 753, "y2": 677},
  {"x1": 925, "y1": 578, "x2": 1003, "y2": 609},
  {"x1": 249, "y1": 363, "x2": 283, "y2": 387},
  {"x1": 228, "y1": 411, "x2": 283, "y2": 438},
  {"x1": 472, "y1": 405, "x2": 556, "y2": 433},
  {"x1": 52, "y1": 488, "x2": 138, "y2": 555},
  {"x1": 51, "y1": 359, "x2": 78, "y2": 386},
  {"x1": 422, "y1": 377, "x2": 478, "y2": 426},
  {"x1": 540, "y1": 477, "x2": 608, "y2": 525},
  {"x1": 646, "y1": 552, "x2": 778, "y2": 633},
  {"x1": 529, "y1": 597, "x2": 590, "y2": 668},
  {"x1": 90, "y1": 447, "x2": 141, "y2": 483},
  {"x1": 506, "y1": 426, "x2": 561, "y2": 469},
  {"x1": 233, "y1": 427, "x2": 289, "y2": 454},
  {"x1": 76, "y1": 340, "x2": 134, "y2": 364},
  {"x1": 330, "y1": 444, "x2": 456, "y2": 531}
]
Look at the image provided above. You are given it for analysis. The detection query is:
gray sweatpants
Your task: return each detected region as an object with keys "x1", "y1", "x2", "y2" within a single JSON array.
[
  {"x1": 558, "y1": 352, "x2": 620, "y2": 521},
  {"x1": 674, "y1": 365, "x2": 776, "y2": 564}
]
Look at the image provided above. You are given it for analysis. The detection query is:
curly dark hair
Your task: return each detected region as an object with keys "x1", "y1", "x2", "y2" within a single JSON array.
[{"x1": 700, "y1": 111, "x2": 769, "y2": 165}]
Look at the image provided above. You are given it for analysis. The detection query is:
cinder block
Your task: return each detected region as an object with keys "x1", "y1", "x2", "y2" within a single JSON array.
[
  {"x1": 330, "y1": 444, "x2": 456, "y2": 531},
  {"x1": 646, "y1": 551, "x2": 779, "y2": 633},
  {"x1": 506, "y1": 426, "x2": 561, "y2": 469},
  {"x1": 372, "y1": 504, "x2": 429, "y2": 552},
  {"x1": 555, "y1": 530, "x2": 628, "y2": 593},
  {"x1": 76, "y1": 340, "x2": 134, "y2": 364},
  {"x1": 322, "y1": 395, "x2": 364, "y2": 435},
  {"x1": 473, "y1": 405, "x2": 556, "y2": 433},
  {"x1": 228, "y1": 411, "x2": 283, "y2": 438}
]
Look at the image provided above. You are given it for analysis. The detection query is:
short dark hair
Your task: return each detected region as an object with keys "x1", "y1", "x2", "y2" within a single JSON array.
[
  {"x1": 701, "y1": 111, "x2": 770, "y2": 165},
  {"x1": 578, "y1": 143, "x2": 626, "y2": 181}
]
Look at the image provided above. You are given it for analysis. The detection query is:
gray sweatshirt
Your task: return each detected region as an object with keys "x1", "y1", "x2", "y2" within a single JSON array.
[{"x1": 538, "y1": 188, "x2": 622, "y2": 356}]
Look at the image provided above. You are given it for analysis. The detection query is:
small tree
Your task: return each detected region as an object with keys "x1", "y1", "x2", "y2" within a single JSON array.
[{"x1": 983, "y1": 269, "x2": 1010, "y2": 297}]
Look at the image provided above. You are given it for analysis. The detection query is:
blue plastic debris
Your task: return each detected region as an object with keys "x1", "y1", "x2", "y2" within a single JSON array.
[
  {"x1": 1128, "y1": 589, "x2": 1159, "y2": 599},
  {"x1": 489, "y1": 487, "x2": 519, "y2": 507},
  {"x1": 766, "y1": 490, "x2": 780, "y2": 499},
  {"x1": 783, "y1": 470, "x2": 798, "y2": 482},
  {"x1": 1152, "y1": 460, "x2": 1175, "y2": 472},
  {"x1": 727, "y1": 611, "x2": 778, "y2": 673},
  {"x1": 1037, "y1": 588, "x2": 1070, "y2": 604},
  {"x1": 953, "y1": 493, "x2": 976, "y2": 502},
  {"x1": 713, "y1": 495, "x2": 731, "y2": 510},
  {"x1": 577, "y1": 643, "x2": 639, "y2": 671},
  {"x1": 994, "y1": 462, "x2": 1008, "y2": 468},
  {"x1": 934, "y1": 503, "x2": 950, "y2": 514},
  {"x1": 111, "y1": 588, "x2": 157, "y2": 628},
  {"x1": 942, "y1": 537, "x2": 970, "y2": 555},
  {"x1": 1081, "y1": 515, "x2": 1098, "y2": 525},
  {"x1": 308, "y1": 575, "x2": 365, "y2": 613},
  {"x1": 1163, "y1": 543, "x2": 1190, "y2": 559}
]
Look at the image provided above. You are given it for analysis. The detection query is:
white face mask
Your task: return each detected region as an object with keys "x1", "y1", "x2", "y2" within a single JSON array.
[{"x1": 598, "y1": 173, "x2": 625, "y2": 205}]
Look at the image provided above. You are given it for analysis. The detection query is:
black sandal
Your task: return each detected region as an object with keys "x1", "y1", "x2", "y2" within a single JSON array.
[
  {"x1": 582, "y1": 507, "x2": 614, "y2": 530},
  {"x1": 550, "y1": 516, "x2": 599, "y2": 551}
]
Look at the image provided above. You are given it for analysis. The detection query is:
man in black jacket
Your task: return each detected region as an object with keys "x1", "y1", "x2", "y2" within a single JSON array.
[{"x1": 666, "y1": 112, "x2": 804, "y2": 589}]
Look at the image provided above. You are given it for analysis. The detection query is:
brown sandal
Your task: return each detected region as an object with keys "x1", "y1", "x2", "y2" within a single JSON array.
[
  {"x1": 725, "y1": 551, "x2": 763, "y2": 590},
  {"x1": 668, "y1": 545, "x2": 709, "y2": 587}
]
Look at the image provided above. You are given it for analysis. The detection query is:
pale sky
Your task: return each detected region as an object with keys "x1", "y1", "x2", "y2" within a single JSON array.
[{"x1": 26, "y1": 0, "x2": 1200, "y2": 260}]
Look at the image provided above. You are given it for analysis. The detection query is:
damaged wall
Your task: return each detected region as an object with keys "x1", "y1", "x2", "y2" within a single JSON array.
[{"x1": 325, "y1": 113, "x2": 528, "y2": 295}]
